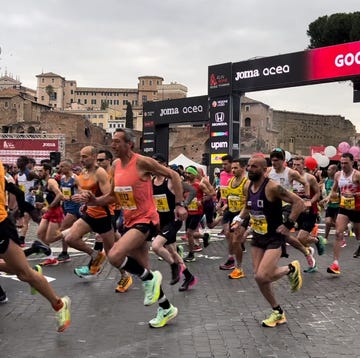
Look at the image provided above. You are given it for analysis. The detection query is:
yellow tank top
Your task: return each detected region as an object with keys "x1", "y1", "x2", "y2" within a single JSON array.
[
  {"x1": 227, "y1": 176, "x2": 247, "y2": 213},
  {"x1": 0, "y1": 162, "x2": 8, "y2": 222}
]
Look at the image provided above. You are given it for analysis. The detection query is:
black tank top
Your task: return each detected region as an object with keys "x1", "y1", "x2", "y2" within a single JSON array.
[
  {"x1": 247, "y1": 178, "x2": 282, "y2": 237},
  {"x1": 152, "y1": 177, "x2": 175, "y2": 226}
]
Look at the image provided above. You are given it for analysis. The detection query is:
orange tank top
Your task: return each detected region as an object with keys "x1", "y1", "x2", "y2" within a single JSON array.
[
  {"x1": 0, "y1": 162, "x2": 8, "y2": 223},
  {"x1": 113, "y1": 154, "x2": 159, "y2": 228},
  {"x1": 78, "y1": 169, "x2": 114, "y2": 218}
]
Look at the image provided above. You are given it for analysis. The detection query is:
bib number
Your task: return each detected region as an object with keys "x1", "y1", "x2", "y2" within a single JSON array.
[
  {"x1": 153, "y1": 194, "x2": 170, "y2": 212},
  {"x1": 114, "y1": 186, "x2": 137, "y2": 210},
  {"x1": 250, "y1": 214, "x2": 268, "y2": 235}
]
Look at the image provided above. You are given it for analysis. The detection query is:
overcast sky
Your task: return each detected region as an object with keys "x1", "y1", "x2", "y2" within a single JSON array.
[{"x1": 1, "y1": 0, "x2": 360, "y2": 131}]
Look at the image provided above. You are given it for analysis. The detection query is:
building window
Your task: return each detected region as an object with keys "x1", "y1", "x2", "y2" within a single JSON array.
[
  {"x1": 244, "y1": 117, "x2": 251, "y2": 127},
  {"x1": 289, "y1": 137, "x2": 294, "y2": 143},
  {"x1": 149, "y1": 80, "x2": 152, "y2": 86},
  {"x1": 142, "y1": 80, "x2": 145, "y2": 86},
  {"x1": 245, "y1": 105, "x2": 250, "y2": 112},
  {"x1": 50, "y1": 92, "x2": 57, "y2": 101},
  {"x1": 71, "y1": 90, "x2": 73, "y2": 94},
  {"x1": 42, "y1": 78, "x2": 44, "y2": 83},
  {"x1": 4, "y1": 101, "x2": 9, "y2": 108},
  {"x1": 84, "y1": 99, "x2": 87, "y2": 104},
  {"x1": 52, "y1": 78, "x2": 54, "y2": 83},
  {"x1": 41, "y1": 96, "x2": 44, "y2": 101},
  {"x1": 142, "y1": 95, "x2": 147, "y2": 103},
  {"x1": 91, "y1": 99, "x2": 96, "y2": 105}
]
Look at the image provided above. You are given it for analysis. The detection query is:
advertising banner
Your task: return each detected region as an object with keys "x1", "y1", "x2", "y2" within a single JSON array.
[{"x1": 231, "y1": 41, "x2": 360, "y2": 92}]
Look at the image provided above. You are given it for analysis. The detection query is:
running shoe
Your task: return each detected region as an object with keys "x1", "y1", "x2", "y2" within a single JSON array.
[
  {"x1": 31, "y1": 240, "x2": 52, "y2": 256},
  {"x1": 89, "y1": 251, "x2": 106, "y2": 274},
  {"x1": 341, "y1": 239, "x2": 347, "y2": 248},
  {"x1": 57, "y1": 252, "x2": 71, "y2": 263},
  {"x1": 327, "y1": 262, "x2": 340, "y2": 275},
  {"x1": 353, "y1": 245, "x2": 360, "y2": 258},
  {"x1": 303, "y1": 265, "x2": 318, "y2": 273},
  {"x1": 74, "y1": 265, "x2": 95, "y2": 279},
  {"x1": 170, "y1": 263, "x2": 183, "y2": 285},
  {"x1": 184, "y1": 252, "x2": 196, "y2": 262},
  {"x1": 115, "y1": 274, "x2": 133, "y2": 293},
  {"x1": 241, "y1": 243, "x2": 246, "y2": 253},
  {"x1": 228, "y1": 267, "x2": 245, "y2": 279},
  {"x1": 143, "y1": 271, "x2": 162, "y2": 306},
  {"x1": 262, "y1": 310, "x2": 287, "y2": 327},
  {"x1": 0, "y1": 286, "x2": 8, "y2": 304},
  {"x1": 288, "y1": 260, "x2": 302, "y2": 292},
  {"x1": 56, "y1": 296, "x2": 71, "y2": 332},
  {"x1": 305, "y1": 247, "x2": 316, "y2": 268},
  {"x1": 31, "y1": 264, "x2": 42, "y2": 295},
  {"x1": 202, "y1": 233, "x2": 210, "y2": 248},
  {"x1": 39, "y1": 258, "x2": 59, "y2": 266},
  {"x1": 219, "y1": 258, "x2": 235, "y2": 270},
  {"x1": 315, "y1": 235, "x2": 326, "y2": 256},
  {"x1": 193, "y1": 245, "x2": 203, "y2": 252},
  {"x1": 149, "y1": 304, "x2": 178, "y2": 328},
  {"x1": 178, "y1": 275, "x2": 198, "y2": 291}
]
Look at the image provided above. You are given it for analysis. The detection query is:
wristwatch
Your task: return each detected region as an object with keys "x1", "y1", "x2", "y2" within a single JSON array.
[{"x1": 175, "y1": 201, "x2": 186, "y2": 208}]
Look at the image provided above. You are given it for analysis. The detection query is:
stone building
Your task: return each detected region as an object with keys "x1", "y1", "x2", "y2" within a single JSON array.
[
  {"x1": 272, "y1": 110, "x2": 356, "y2": 155},
  {"x1": 35, "y1": 73, "x2": 187, "y2": 131},
  {"x1": 0, "y1": 88, "x2": 111, "y2": 164}
]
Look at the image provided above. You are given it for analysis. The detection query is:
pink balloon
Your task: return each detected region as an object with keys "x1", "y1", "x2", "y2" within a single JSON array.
[
  {"x1": 338, "y1": 142, "x2": 350, "y2": 153},
  {"x1": 349, "y1": 146, "x2": 360, "y2": 158}
]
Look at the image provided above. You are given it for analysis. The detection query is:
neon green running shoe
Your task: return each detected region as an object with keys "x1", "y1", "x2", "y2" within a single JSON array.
[
  {"x1": 262, "y1": 310, "x2": 287, "y2": 327},
  {"x1": 56, "y1": 296, "x2": 71, "y2": 332},
  {"x1": 31, "y1": 265, "x2": 42, "y2": 295},
  {"x1": 143, "y1": 271, "x2": 162, "y2": 306},
  {"x1": 149, "y1": 304, "x2": 178, "y2": 328},
  {"x1": 288, "y1": 260, "x2": 302, "y2": 292}
]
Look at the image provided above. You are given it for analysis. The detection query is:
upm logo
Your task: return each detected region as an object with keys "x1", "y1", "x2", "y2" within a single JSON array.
[{"x1": 211, "y1": 141, "x2": 228, "y2": 150}]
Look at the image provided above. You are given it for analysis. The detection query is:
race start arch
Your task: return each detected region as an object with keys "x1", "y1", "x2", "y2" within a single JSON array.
[{"x1": 143, "y1": 40, "x2": 360, "y2": 167}]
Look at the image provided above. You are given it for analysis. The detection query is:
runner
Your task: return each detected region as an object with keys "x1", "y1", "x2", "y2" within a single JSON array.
[
  {"x1": 151, "y1": 153, "x2": 197, "y2": 291},
  {"x1": 0, "y1": 160, "x2": 71, "y2": 332},
  {"x1": 81, "y1": 128, "x2": 188, "y2": 328},
  {"x1": 325, "y1": 153, "x2": 360, "y2": 274},
  {"x1": 233, "y1": 155, "x2": 305, "y2": 327}
]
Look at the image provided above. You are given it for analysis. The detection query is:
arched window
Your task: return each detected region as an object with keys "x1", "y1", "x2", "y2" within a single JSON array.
[{"x1": 244, "y1": 117, "x2": 251, "y2": 127}]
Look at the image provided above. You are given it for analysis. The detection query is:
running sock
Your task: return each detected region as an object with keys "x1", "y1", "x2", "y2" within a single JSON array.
[
  {"x1": 182, "y1": 267, "x2": 192, "y2": 279},
  {"x1": 273, "y1": 305, "x2": 283, "y2": 314},
  {"x1": 120, "y1": 256, "x2": 149, "y2": 277},
  {"x1": 287, "y1": 263, "x2": 295, "y2": 274},
  {"x1": 158, "y1": 290, "x2": 170, "y2": 310}
]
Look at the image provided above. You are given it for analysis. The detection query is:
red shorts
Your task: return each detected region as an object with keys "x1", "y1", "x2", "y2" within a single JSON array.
[{"x1": 42, "y1": 206, "x2": 64, "y2": 223}]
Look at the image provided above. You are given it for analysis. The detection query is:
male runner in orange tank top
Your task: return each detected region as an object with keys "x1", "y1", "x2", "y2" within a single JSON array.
[{"x1": 81, "y1": 128, "x2": 188, "y2": 328}]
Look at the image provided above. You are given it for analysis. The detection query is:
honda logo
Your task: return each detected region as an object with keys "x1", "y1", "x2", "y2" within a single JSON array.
[{"x1": 214, "y1": 112, "x2": 225, "y2": 123}]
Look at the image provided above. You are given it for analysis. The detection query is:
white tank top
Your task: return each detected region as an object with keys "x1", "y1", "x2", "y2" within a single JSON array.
[{"x1": 268, "y1": 167, "x2": 292, "y2": 190}]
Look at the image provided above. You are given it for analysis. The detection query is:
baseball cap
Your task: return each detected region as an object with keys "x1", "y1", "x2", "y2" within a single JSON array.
[{"x1": 270, "y1": 147, "x2": 285, "y2": 160}]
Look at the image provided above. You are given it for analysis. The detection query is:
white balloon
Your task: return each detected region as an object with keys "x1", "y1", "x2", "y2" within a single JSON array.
[
  {"x1": 285, "y1": 151, "x2": 291, "y2": 162},
  {"x1": 318, "y1": 155, "x2": 330, "y2": 168},
  {"x1": 324, "y1": 146, "x2": 337, "y2": 158},
  {"x1": 312, "y1": 152, "x2": 322, "y2": 162}
]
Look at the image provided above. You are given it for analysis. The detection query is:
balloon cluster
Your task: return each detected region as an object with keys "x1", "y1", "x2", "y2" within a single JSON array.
[{"x1": 337, "y1": 142, "x2": 359, "y2": 158}]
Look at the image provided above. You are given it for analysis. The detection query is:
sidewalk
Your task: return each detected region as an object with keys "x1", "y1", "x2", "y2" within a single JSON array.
[{"x1": 1, "y1": 227, "x2": 360, "y2": 357}]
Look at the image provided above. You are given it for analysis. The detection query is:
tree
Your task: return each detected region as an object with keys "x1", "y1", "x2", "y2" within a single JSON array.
[
  {"x1": 125, "y1": 102, "x2": 133, "y2": 129},
  {"x1": 307, "y1": 12, "x2": 360, "y2": 49}
]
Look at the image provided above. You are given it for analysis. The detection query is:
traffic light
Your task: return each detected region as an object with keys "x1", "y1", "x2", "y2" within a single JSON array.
[{"x1": 201, "y1": 153, "x2": 210, "y2": 166}]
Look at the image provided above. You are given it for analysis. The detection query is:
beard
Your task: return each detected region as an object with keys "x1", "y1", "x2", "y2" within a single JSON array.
[{"x1": 248, "y1": 172, "x2": 262, "y2": 181}]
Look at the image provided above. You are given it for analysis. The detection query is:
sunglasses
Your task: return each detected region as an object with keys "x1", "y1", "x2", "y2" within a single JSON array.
[{"x1": 272, "y1": 148, "x2": 283, "y2": 153}]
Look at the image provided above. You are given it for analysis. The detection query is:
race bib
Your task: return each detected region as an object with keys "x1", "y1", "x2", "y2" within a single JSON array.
[
  {"x1": 153, "y1": 194, "x2": 170, "y2": 212},
  {"x1": 187, "y1": 198, "x2": 198, "y2": 212},
  {"x1": 114, "y1": 186, "x2": 137, "y2": 210},
  {"x1": 228, "y1": 195, "x2": 241, "y2": 213},
  {"x1": 250, "y1": 214, "x2": 268, "y2": 235},
  {"x1": 340, "y1": 195, "x2": 355, "y2": 210},
  {"x1": 61, "y1": 187, "x2": 71, "y2": 199}
]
